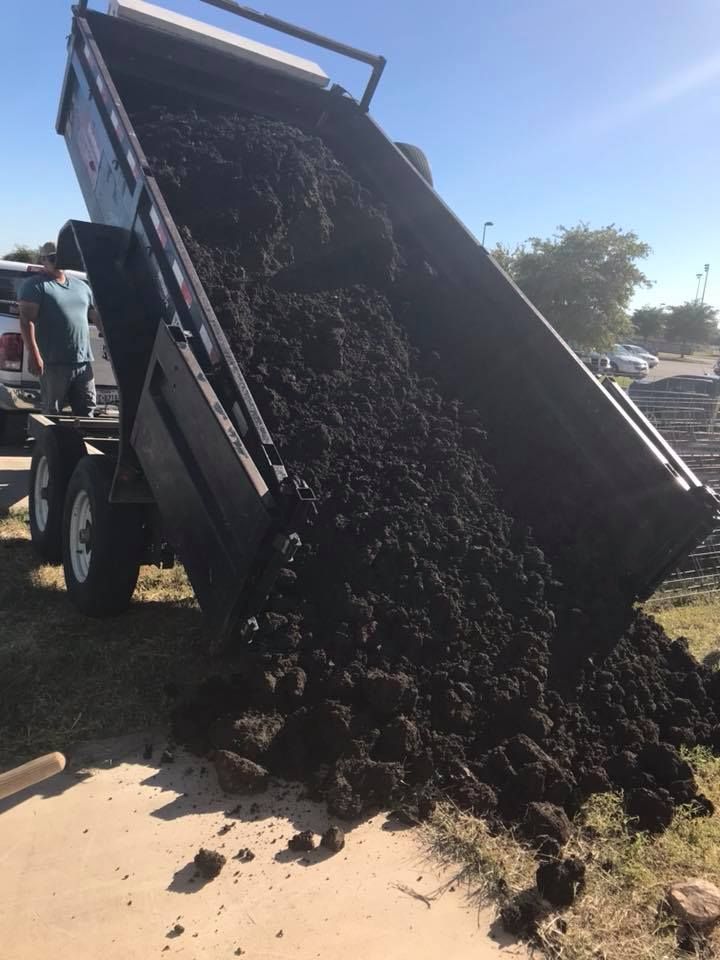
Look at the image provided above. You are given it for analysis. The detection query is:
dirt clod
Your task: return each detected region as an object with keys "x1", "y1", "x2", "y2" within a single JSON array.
[
  {"x1": 521, "y1": 803, "x2": 571, "y2": 855},
  {"x1": 214, "y1": 751, "x2": 268, "y2": 795},
  {"x1": 235, "y1": 848, "x2": 256, "y2": 862},
  {"x1": 194, "y1": 848, "x2": 226, "y2": 879},
  {"x1": 500, "y1": 890, "x2": 546, "y2": 937},
  {"x1": 536, "y1": 858, "x2": 586, "y2": 907},
  {"x1": 288, "y1": 831, "x2": 316, "y2": 852},
  {"x1": 321, "y1": 826, "x2": 345, "y2": 853},
  {"x1": 626, "y1": 787, "x2": 674, "y2": 834}
]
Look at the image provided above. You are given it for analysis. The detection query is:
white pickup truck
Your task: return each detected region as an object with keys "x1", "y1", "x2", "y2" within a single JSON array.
[{"x1": 0, "y1": 259, "x2": 118, "y2": 443}]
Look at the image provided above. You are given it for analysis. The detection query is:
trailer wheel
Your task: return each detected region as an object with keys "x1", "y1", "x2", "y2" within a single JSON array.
[
  {"x1": 62, "y1": 455, "x2": 143, "y2": 617},
  {"x1": 29, "y1": 427, "x2": 86, "y2": 562},
  {"x1": 395, "y1": 142, "x2": 433, "y2": 186}
]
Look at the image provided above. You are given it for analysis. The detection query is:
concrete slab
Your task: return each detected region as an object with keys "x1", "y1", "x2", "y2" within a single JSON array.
[{"x1": 0, "y1": 735, "x2": 524, "y2": 960}]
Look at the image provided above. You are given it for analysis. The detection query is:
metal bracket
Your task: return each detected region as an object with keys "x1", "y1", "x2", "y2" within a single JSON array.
[{"x1": 199, "y1": 0, "x2": 386, "y2": 111}]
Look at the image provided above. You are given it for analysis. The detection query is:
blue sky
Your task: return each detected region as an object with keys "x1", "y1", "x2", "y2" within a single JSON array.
[{"x1": 2, "y1": 0, "x2": 718, "y2": 309}]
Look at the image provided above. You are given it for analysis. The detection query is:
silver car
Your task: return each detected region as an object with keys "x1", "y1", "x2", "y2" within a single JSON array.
[
  {"x1": 608, "y1": 345, "x2": 649, "y2": 377},
  {"x1": 618, "y1": 343, "x2": 659, "y2": 368}
]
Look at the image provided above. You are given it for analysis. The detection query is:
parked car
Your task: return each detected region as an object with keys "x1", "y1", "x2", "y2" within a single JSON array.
[
  {"x1": 607, "y1": 345, "x2": 649, "y2": 377},
  {"x1": 573, "y1": 346, "x2": 610, "y2": 374},
  {"x1": 0, "y1": 259, "x2": 117, "y2": 443},
  {"x1": 617, "y1": 343, "x2": 659, "y2": 368}
]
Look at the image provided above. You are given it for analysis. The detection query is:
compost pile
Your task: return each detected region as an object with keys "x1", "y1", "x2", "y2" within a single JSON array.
[{"x1": 131, "y1": 102, "x2": 720, "y2": 836}]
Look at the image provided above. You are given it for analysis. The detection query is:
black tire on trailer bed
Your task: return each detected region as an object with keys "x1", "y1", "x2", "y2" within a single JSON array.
[
  {"x1": 29, "y1": 426, "x2": 87, "y2": 562},
  {"x1": 395, "y1": 142, "x2": 433, "y2": 186},
  {"x1": 62, "y1": 455, "x2": 143, "y2": 617}
]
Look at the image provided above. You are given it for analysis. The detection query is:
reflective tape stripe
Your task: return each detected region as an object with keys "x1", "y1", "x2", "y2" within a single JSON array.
[
  {"x1": 172, "y1": 260, "x2": 193, "y2": 306},
  {"x1": 199, "y1": 324, "x2": 214, "y2": 359},
  {"x1": 149, "y1": 205, "x2": 168, "y2": 246}
]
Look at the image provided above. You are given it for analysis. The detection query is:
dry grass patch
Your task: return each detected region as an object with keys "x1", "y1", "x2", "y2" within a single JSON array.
[
  {"x1": 424, "y1": 749, "x2": 720, "y2": 959},
  {"x1": 0, "y1": 512, "x2": 207, "y2": 767},
  {"x1": 650, "y1": 600, "x2": 720, "y2": 666}
]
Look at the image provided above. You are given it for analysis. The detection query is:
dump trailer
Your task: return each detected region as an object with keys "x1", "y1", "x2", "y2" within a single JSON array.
[{"x1": 31, "y1": 0, "x2": 718, "y2": 640}]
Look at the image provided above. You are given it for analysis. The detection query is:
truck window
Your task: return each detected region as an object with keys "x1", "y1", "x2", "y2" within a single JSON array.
[{"x1": 0, "y1": 269, "x2": 32, "y2": 302}]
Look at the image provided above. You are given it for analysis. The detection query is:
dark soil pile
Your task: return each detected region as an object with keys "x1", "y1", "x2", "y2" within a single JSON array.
[{"x1": 128, "y1": 101, "x2": 720, "y2": 834}]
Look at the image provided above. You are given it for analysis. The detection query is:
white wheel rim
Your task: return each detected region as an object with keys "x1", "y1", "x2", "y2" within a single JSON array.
[
  {"x1": 69, "y1": 489, "x2": 93, "y2": 583},
  {"x1": 33, "y1": 456, "x2": 50, "y2": 533}
]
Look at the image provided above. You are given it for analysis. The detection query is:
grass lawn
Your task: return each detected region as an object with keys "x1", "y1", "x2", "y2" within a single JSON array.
[
  {"x1": 0, "y1": 511, "x2": 208, "y2": 768},
  {"x1": 650, "y1": 599, "x2": 720, "y2": 666}
]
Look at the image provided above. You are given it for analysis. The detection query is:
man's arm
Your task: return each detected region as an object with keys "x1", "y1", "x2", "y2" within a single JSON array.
[{"x1": 18, "y1": 300, "x2": 43, "y2": 377}]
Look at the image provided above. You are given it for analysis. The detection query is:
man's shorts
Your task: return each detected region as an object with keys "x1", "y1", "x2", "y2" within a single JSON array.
[{"x1": 41, "y1": 363, "x2": 96, "y2": 417}]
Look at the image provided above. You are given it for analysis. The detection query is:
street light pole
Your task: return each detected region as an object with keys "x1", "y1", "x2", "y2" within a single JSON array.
[
  {"x1": 482, "y1": 221, "x2": 494, "y2": 247},
  {"x1": 702, "y1": 263, "x2": 710, "y2": 305},
  {"x1": 695, "y1": 273, "x2": 703, "y2": 303}
]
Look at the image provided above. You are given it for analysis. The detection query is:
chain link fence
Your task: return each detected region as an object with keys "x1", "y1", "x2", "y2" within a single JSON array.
[{"x1": 630, "y1": 381, "x2": 720, "y2": 601}]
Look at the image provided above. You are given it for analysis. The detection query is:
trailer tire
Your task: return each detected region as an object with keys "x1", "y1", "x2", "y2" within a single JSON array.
[
  {"x1": 395, "y1": 142, "x2": 433, "y2": 186},
  {"x1": 29, "y1": 427, "x2": 86, "y2": 562},
  {"x1": 62, "y1": 455, "x2": 143, "y2": 617}
]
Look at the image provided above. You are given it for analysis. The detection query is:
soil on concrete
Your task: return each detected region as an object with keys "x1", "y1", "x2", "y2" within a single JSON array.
[
  {"x1": 124, "y1": 94, "x2": 720, "y2": 836},
  {"x1": 288, "y1": 831, "x2": 316, "y2": 852},
  {"x1": 194, "y1": 848, "x2": 226, "y2": 879},
  {"x1": 214, "y1": 750, "x2": 269, "y2": 794},
  {"x1": 321, "y1": 826, "x2": 345, "y2": 853}
]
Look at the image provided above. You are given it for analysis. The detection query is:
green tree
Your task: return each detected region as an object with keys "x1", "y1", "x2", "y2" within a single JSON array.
[
  {"x1": 631, "y1": 304, "x2": 667, "y2": 340},
  {"x1": 664, "y1": 301, "x2": 718, "y2": 353},
  {"x1": 2, "y1": 244, "x2": 40, "y2": 264},
  {"x1": 497, "y1": 223, "x2": 652, "y2": 349},
  {"x1": 491, "y1": 243, "x2": 519, "y2": 276}
]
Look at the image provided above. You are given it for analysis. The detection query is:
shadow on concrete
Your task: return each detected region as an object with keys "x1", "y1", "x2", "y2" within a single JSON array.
[{"x1": 167, "y1": 860, "x2": 216, "y2": 893}]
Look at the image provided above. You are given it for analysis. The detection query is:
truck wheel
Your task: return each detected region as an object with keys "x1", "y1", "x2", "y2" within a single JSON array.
[
  {"x1": 395, "y1": 142, "x2": 433, "y2": 186},
  {"x1": 62, "y1": 456, "x2": 143, "y2": 617},
  {"x1": 29, "y1": 427, "x2": 86, "y2": 562},
  {"x1": 0, "y1": 412, "x2": 27, "y2": 446}
]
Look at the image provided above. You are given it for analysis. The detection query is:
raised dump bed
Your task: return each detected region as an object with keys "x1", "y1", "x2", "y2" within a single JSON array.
[{"x1": 45, "y1": 0, "x2": 718, "y2": 640}]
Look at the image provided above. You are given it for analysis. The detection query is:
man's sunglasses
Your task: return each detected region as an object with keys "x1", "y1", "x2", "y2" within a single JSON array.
[{"x1": 40, "y1": 254, "x2": 56, "y2": 264}]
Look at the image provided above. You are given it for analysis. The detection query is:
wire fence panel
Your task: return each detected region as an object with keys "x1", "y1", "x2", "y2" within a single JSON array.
[{"x1": 631, "y1": 384, "x2": 720, "y2": 601}]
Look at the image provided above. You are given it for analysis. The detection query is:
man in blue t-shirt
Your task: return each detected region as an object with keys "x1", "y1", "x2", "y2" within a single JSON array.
[{"x1": 18, "y1": 242, "x2": 99, "y2": 416}]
